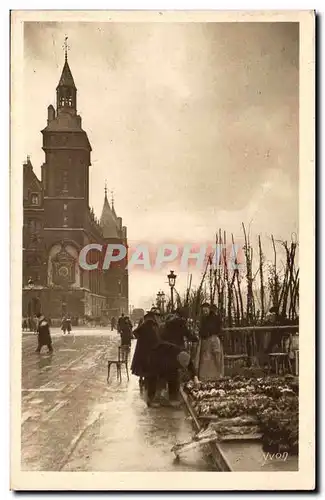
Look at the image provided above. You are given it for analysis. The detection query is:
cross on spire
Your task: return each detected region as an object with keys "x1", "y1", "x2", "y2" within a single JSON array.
[
  {"x1": 111, "y1": 190, "x2": 115, "y2": 207},
  {"x1": 104, "y1": 179, "x2": 107, "y2": 198},
  {"x1": 62, "y1": 35, "x2": 70, "y2": 62}
]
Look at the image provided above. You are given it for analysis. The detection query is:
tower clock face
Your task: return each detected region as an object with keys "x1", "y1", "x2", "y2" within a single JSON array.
[
  {"x1": 58, "y1": 266, "x2": 69, "y2": 278},
  {"x1": 52, "y1": 246, "x2": 76, "y2": 286}
]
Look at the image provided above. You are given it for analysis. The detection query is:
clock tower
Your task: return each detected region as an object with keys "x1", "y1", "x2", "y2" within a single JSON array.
[
  {"x1": 41, "y1": 48, "x2": 91, "y2": 232},
  {"x1": 22, "y1": 41, "x2": 129, "y2": 322}
]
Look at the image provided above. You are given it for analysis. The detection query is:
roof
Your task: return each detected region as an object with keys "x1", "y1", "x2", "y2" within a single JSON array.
[
  {"x1": 23, "y1": 157, "x2": 42, "y2": 199},
  {"x1": 100, "y1": 194, "x2": 120, "y2": 238},
  {"x1": 57, "y1": 60, "x2": 76, "y2": 89},
  {"x1": 42, "y1": 112, "x2": 83, "y2": 132}
]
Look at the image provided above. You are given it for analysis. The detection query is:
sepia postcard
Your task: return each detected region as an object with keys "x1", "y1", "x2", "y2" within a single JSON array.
[{"x1": 10, "y1": 10, "x2": 315, "y2": 491}]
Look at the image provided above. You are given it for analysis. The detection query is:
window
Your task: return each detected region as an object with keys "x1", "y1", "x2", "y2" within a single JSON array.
[
  {"x1": 31, "y1": 194, "x2": 39, "y2": 205},
  {"x1": 62, "y1": 170, "x2": 68, "y2": 192}
]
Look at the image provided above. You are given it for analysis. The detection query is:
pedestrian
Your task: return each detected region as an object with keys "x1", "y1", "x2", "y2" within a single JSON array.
[
  {"x1": 159, "y1": 307, "x2": 198, "y2": 399},
  {"x1": 61, "y1": 316, "x2": 67, "y2": 335},
  {"x1": 266, "y1": 307, "x2": 287, "y2": 354},
  {"x1": 146, "y1": 329, "x2": 199, "y2": 408},
  {"x1": 161, "y1": 307, "x2": 198, "y2": 350},
  {"x1": 22, "y1": 318, "x2": 28, "y2": 331},
  {"x1": 111, "y1": 316, "x2": 117, "y2": 331},
  {"x1": 32, "y1": 316, "x2": 38, "y2": 334},
  {"x1": 66, "y1": 316, "x2": 72, "y2": 334},
  {"x1": 120, "y1": 316, "x2": 133, "y2": 348},
  {"x1": 35, "y1": 313, "x2": 53, "y2": 354},
  {"x1": 117, "y1": 313, "x2": 126, "y2": 333},
  {"x1": 194, "y1": 303, "x2": 224, "y2": 381},
  {"x1": 131, "y1": 312, "x2": 158, "y2": 381}
]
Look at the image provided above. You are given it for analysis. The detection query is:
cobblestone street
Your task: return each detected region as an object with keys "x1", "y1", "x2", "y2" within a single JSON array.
[{"x1": 21, "y1": 329, "x2": 212, "y2": 472}]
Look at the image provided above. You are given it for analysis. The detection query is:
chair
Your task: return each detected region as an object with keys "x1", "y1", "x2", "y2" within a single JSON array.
[
  {"x1": 268, "y1": 335, "x2": 293, "y2": 375},
  {"x1": 224, "y1": 354, "x2": 248, "y2": 369},
  {"x1": 268, "y1": 352, "x2": 292, "y2": 375},
  {"x1": 107, "y1": 345, "x2": 130, "y2": 383}
]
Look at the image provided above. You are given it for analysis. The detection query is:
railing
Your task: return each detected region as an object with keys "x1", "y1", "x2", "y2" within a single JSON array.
[
  {"x1": 185, "y1": 324, "x2": 299, "y2": 373},
  {"x1": 221, "y1": 324, "x2": 298, "y2": 359}
]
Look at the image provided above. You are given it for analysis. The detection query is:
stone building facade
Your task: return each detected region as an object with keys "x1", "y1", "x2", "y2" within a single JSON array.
[{"x1": 22, "y1": 53, "x2": 128, "y2": 324}]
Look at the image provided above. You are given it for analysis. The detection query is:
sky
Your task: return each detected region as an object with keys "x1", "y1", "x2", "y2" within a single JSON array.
[{"x1": 24, "y1": 21, "x2": 299, "y2": 309}]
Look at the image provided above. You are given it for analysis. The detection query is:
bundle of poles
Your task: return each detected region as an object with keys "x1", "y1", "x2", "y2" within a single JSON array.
[{"x1": 165, "y1": 224, "x2": 299, "y2": 363}]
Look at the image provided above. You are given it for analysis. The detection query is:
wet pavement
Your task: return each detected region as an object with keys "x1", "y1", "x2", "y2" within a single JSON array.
[{"x1": 21, "y1": 329, "x2": 213, "y2": 472}]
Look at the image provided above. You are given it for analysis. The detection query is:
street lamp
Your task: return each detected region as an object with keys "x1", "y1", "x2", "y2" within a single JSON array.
[
  {"x1": 167, "y1": 270, "x2": 177, "y2": 312},
  {"x1": 157, "y1": 290, "x2": 166, "y2": 315},
  {"x1": 156, "y1": 291, "x2": 162, "y2": 312},
  {"x1": 156, "y1": 291, "x2": 162, "y2": 310},
  {"x1": 160, "y1": 291, "x2": 165, "y2": 314}
]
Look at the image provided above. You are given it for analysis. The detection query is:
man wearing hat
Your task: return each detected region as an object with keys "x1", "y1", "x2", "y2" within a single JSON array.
[
  {"x1": 147, "y1": 339, "x2": 199, "y2": 407},
  {"x1": 131, "y1": 311, "x2": 160, "y2": 388},
  {"x1": 35, "y1": 313, "x2": 53, "y2": 354},
  {"x1": 201, "y1": 302, "x2": 211, "y2": 316},
  {"x1": 161, "y1": 306, "x2": 197, "y2": 350}
]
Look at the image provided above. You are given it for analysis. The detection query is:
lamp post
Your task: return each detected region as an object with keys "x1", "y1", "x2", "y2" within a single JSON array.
[
  {"x1": 156, "y1": 291, "x2": 162, "y2": 311},
  {"x1": 156, "y1": 290, "x2": 165, "y2": 314},
  {"x1": 161, "y1": 291, "x2": 165, "y2": 314},
  {"x1": 167, "y1": 270, "x2": 177, "y2": 312}
]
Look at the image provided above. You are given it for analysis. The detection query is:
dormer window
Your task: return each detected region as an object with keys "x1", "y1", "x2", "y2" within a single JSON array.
[{"x1": 31, "y1": 194, "x2": 39, "y2": 205}]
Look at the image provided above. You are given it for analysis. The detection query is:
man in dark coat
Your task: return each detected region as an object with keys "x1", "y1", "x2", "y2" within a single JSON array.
[
  {"x1": 110, "y1": 316, "x2": 117, "y2": 331},
  {"x1": 131, "y1": 312, "x2": 158, "y2": 379},
  {"x1": 35, "y1": 313, "x2": 53, "y2": 354},
  {"x1": 146, "y1": 337, "x2": 198, "y2": 407},
  {"x1": 159, "y1": 307, "x2": 198, "y2": 401},
  {"x1": 120, "y1": 316, "x2": 133, "y2": 347},
  {"x1": 64, "y1": 316, "x2": 72, "y2": 334},
  {"x1": 132, "y1": 311, "x2": 199, "y2": 407},
  {"x1": 161, "y1": 307, "x2": 198, "y2": 349},
  {"x1": 117, "y1": 313, "x2": 126, "y2": 333}
]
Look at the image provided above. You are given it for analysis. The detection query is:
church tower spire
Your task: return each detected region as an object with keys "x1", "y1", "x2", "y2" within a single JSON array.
[
  {"x1": 64, "y1": 35, "x2": 68, "y2": 62},
  {"x1": 100, "y1": 187, "x2": 119, "y2": 238},
  {"x1": 56, "y1": 37, "x2": 77, "y2": 115},
  {"x1": 111, "y1": 189, "x2": 117, "y2": 217}
]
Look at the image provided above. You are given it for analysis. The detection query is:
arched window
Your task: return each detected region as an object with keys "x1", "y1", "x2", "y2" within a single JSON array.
[{"x1": 31, "y1": 194, "x2": 39, "y2": 205}]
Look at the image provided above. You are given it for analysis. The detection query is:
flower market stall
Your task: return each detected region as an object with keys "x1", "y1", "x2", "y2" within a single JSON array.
[{"x1": 174, "y1": 375, "x2": 299, "y2": 471}]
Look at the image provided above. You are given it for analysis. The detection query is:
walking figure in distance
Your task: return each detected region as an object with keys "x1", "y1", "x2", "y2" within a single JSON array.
[
  {"x1": 35, "y1": 313, "x2": 53, "y2": 354},
  {"x1": 61, "y1": 316, "x2": 72, "y2": 335},
  {"x1": 110, "y1": 316, "x2": 117, "y2": 331}
]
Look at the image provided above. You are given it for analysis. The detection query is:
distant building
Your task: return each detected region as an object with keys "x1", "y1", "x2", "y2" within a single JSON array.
[{"x1": 22, "y1": 50, "x2": 128, "y2": 323}]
